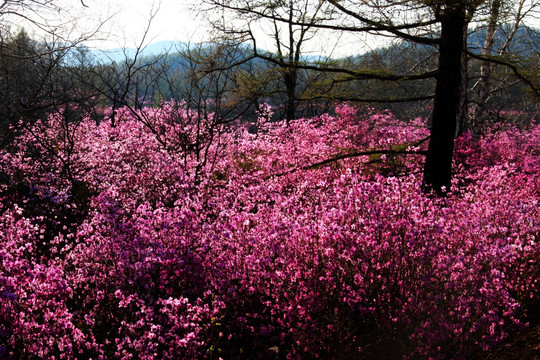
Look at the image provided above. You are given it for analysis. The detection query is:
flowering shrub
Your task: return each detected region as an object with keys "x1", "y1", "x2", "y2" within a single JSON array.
[{"x1": 0, "y1": 103, "x2": 538, "y2": 359}]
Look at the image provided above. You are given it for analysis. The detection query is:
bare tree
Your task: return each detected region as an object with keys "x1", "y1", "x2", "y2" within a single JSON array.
[
  {"x1": 0, "y1": 0, "x2": 110, "y2": 145},
  {"x1": 204, "y1": 0, "x2": 336, "y2": 121},
  {"x1": 470, "y1": 0, "x2": 540, "y2": 134},
  {"x1": 205, "y1": 0, "x2": 540, "y2": 194},
  {"x1": 0, "y1": 0, "x2": 96, "y2": 37},
  {"x1": 81, "y1": 17, "x2": 254, "y2": 182}
]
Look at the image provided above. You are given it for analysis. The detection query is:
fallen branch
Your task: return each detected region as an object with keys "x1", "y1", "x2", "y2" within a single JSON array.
[{"x1": 267, "y1": 136, "x2": 430, "y2": 178}]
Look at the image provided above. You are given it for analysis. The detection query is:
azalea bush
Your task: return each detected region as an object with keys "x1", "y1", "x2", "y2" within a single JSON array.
[{"x1": 0, "y1": 103, "x2": 538, "y2": 359}]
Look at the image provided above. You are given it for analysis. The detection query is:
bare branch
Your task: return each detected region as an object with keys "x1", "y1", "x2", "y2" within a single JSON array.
[
  {"x1": 268, "y1": 135, "x2": 430, "y2": 178},
  {"x1": 466, "y1": 50, "x2": 540, "y2": 98}
]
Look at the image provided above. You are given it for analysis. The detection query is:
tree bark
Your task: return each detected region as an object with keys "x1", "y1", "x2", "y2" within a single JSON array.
[
  {"x1": 457, "y1": 25, "x2": 469, "y2": 137},
  {"x1": 284, "y1": 68, "x2": 298, "y2": 122},
  {"x1": 423, "y1": 4, "x2": 466, "y2": 195},
  {"x1": 473, "y1": 0, "x2": 500, "y2": 135}
]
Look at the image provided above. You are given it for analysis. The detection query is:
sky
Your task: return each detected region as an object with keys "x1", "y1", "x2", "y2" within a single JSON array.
[
  {"x1": 51, "y1": 0, "x2": 208, "y2": 49},
  {"x1": 11, "y1": 0, "x2": 540, "y2": 54},
  {"x1": 13, "y1": 0, "x2": 376, "y2": 58},
  {"x1": 20, "y1": 0, "x2": 540, "y2": 58}
]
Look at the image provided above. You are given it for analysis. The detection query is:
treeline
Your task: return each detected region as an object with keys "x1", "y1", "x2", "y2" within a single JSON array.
[
  {"x1": 2, "y1": 0, "x2": 540, "y2": 194},
  {"x1": 89, "y1": 26, "x2": 540, "y2": 125},
  {"x1": 0, "y1": 31, "x2": 93, "y2": 146},
  {"x1": 2, "y1": 25, "x2": 538, "y2": 144}
]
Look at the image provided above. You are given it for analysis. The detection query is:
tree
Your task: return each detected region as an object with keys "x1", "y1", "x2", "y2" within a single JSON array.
[
  {"x1": 0, "y1": 0, "x2": 91, "y2": 34},
  {"x1": 0, "y1": 0, "x2": 110, "y2": 145},
  {"x1": 0, "y1": 29, "x2": 101, "y2": 146},
  {"x1": 469, "y1": 0, "x2": 540, "y2": 134},
  {"x1": 81, "y1": 39, "x2": 255, "y2": 181},
  {"x1": 205, "y1": 0, "x2": 335, "y2": 121},
  {"x1": 423, "y1": 0, "x2": 470, "y2": 194},
  {"x1": 206, "y1": 0, "x2": 540, "y2": 194},
  {"x1": 318, "y1": 0, "x2": 540, "y2": 193}
]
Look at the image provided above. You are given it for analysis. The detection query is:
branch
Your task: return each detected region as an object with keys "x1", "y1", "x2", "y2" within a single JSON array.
[
  {"x1": 268, "y1": 136, "x2": 430, "y2": 178},
  {"x1": 206, "y1": 0, "x2": 439, "y2": 44},
  {"x1": 304, "y1": 148, "x2": 427, "y2": 170},
  {"x1": 202, "y1": 52, "x2": 257, "y2": 74},
  {"x1": 303, "y1": 94, "x2": 434, "y2": 103},
  {"x1": 253, "y1": 49, "x2": 438, "y2": 81},
  {"x1": 466, "y1": 50, "x2": 540, "y2": 98},
  {"x1": 326, "y1": 0, "x2": 440, "y2": 46}
]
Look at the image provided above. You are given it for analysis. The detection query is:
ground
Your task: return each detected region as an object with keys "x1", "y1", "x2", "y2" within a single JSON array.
[{"x1": 482, "y1": 325, "x2": 540, "y2": 360}]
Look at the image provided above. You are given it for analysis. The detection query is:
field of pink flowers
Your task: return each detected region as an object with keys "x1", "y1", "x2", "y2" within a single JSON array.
[{"x1": 0, "y1": 103, "x2": 538, "y2": 359}]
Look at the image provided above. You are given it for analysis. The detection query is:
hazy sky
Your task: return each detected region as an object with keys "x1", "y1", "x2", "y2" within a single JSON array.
[
  {"x1": 49, "y1": 0, "x2": 207, "y2": 48},
  {"x1": 7, "y1": 0, "x2": 400, "y2": 57},
  {"x1": 12, "y1": 0, "x2": 540, "y2": 57},
  {"x1": 42, "y1": 0, "x2": 373, "y2": 57}
]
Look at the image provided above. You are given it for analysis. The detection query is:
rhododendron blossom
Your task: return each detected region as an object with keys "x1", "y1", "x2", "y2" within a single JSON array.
[{"x1": 0, "y1": 103, "x2": 538, "y2": 359}]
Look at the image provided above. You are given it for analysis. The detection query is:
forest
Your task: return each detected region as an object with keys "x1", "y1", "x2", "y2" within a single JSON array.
[{"x1": 0, "y1": 0, "x2": 539, "y2": 359}]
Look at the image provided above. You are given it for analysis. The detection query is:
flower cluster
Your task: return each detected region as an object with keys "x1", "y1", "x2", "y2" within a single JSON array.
[{"x1": 0, "y1": 103, "x2": 538, "y2": 359}]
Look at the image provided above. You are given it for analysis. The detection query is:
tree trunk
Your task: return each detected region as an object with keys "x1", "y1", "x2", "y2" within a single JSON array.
[
  {"x1": 423, "y1": 5, "x2": 466, "y2": 195},
  {"x1": 473, "y1": 0, "x2": 500, "y2": 135},
  {"x1": 457, "y1": 26, "x2": 469, "y2": 137},
  {"x1": 284, "y1": 67, "x2": 298, "y2": 122}
]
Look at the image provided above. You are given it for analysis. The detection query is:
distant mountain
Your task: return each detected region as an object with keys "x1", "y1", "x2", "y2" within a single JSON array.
[
  {"x1": 467, "y1": 25, "x2": 540, "y2": 56},
  {"x1": 90, "y1": 40, "x2": 182, "y2": 63},
  {"x1": 85, "y1": 25, "x2": 539, "y2": 68},
  {"x1": 89, "y1": 40, "x2": 332, "y2": 65}
]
